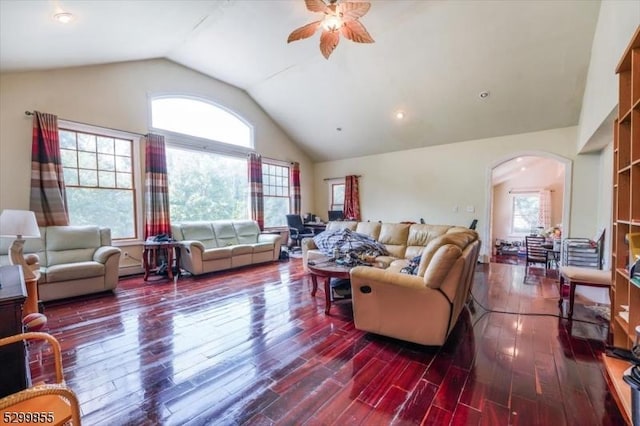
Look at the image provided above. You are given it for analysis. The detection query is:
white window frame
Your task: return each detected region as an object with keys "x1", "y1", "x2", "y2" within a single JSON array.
[
  {"x1": 149, "y1": 94, "x2": 254, "y2": 156},
  {"x1": 59, "y1": 120, "x2": 143, "y2": 243},
  {"x1": 327, "y1": 178, "x2": 345, "y2": 212},
  {"x1": 262, "y1": 158, "x2": 292, "y2": 229}
]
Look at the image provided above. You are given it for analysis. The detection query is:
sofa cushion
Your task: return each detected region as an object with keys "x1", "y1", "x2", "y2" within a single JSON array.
[
  {"x1": 231, "y1": 245, "x2": 253, "y2": 255},
  {"x1": 378, "y1": 223, "x2": 410, "y2": 258},
  {"x1": 44, "y1": 261, "x2": 104, "y2": 283},
  {"x1": 416, "y1": 231, "x2": 478, "y2": 277},
  {"x1": 251, "y1": 242, "x2": 274, "y2": 253},
  {"x1": 423, "y1": 245, "x2": 463, "y2": 289},
  {"x1": 355, "y1": 222, "x2": 381, "y2": 240},
  {"x1": 46, "y1": 226, "x2": 102, "y2": 266},
  {"x1": 180, "y1": 222, "x2": 218, "y2": 249},
  {"x1": 213, "y1": 221, "x2": 239, "y2": 247},
  {"x1": 202, "y1": 247, "x2": 233, "y2": 261},
  {"x1": 234, "y1": 221, "x2": 260, "y2": 244}
]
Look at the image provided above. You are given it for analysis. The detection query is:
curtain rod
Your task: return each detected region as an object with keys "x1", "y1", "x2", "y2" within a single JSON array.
[
  {"x1": 323, "y1": 175, "x2": 362, "y2": 181},
  {"x1": 508, "y1": 188, "x2": 555, "y2": 194},
  {"x1": 25, "y1": 111, "x2": 148, "y2": 137}
]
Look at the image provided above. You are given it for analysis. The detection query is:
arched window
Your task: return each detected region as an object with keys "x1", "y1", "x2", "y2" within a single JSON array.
[{"x1": 150, "y1": 96, "x2": 252, "y2": 149}]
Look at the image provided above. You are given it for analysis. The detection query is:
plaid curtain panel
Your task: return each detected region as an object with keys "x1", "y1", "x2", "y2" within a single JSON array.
[
  {"x1": 291, "y1": 162, "x2": 301, "y2": 216},
  {"x1": 344, "y1": 175, "x2": 361, "y2": 221},
  {"x1": 144, "y1": 134, "x2": 172, "y2": 239},
  {"x1": 29, "y1": 111, "x2": 69, "y2": 226},
  {"x1": 248, "y1": 152, "x2": 264, "y2": 230}
]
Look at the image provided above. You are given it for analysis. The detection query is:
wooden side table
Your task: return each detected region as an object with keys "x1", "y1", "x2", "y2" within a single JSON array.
[
  {"x1": 307, "y1": 261, "x2": 352, "y2": 314},
  {"x1": 143, "y1": 241, "x2": 181, "y2": 281},
  {"x1": 0, "y1": 265, "x2": 29, "y2": 397}
]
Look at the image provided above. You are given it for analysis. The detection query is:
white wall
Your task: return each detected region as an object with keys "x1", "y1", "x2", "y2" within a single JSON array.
[
  {"x1": 314, "y1": 126, "x2": 604, "y2": 261},
  {"x1": 0, "y1": 58, "x2": 314, "y2": 213},
  {"x1": 577, "y1": 1, "x2": 639, "y2": 152}
]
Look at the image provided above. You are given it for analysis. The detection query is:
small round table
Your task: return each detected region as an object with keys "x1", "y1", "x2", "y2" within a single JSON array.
[{"x1": 307, "y1": 261, "x2": 352, "y2": 314}]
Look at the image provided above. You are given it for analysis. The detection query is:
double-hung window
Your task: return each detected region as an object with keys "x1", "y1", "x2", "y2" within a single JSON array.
[
  {"x1": 262, "y1": 161, "x2": 290, "y2": 228},
  {"x1": 59, "y1": 125, "x2": 139, "y2": 239},
  {"x1": 330, "y1": 182, "x2": 345, "y2": 211},
  {"x1": 511, "y1": 193, "x2": 540, "y2": 235}
]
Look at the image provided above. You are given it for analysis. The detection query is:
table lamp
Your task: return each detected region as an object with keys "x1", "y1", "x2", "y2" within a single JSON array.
[{"x1": 0, "y1": 209, "x2": 41, "y2": 283}]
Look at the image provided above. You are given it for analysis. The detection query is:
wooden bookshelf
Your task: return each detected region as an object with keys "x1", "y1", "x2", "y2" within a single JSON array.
[{"x1": 608, "y1": 25, "x2": 640, "y2": 425}]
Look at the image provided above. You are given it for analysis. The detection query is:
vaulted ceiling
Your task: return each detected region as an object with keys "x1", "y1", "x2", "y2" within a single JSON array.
[{"x1": 0, "y1": 0, "x2": 601, "y2": 162}]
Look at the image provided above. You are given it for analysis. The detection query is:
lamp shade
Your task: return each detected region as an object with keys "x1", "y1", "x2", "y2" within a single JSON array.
[{"x1": 0, "y1": 210, "x2": 41, "y2": 239}]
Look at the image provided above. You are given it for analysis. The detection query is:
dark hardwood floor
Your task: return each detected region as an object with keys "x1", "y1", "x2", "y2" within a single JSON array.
[{"x1": 31, "y1": 259, "x2": 624, "y2": 426}]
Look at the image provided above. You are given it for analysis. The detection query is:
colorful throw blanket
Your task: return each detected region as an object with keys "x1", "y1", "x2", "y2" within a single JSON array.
[{"x1": 313, "y1": 228, "x2": 389, "y2": 258}]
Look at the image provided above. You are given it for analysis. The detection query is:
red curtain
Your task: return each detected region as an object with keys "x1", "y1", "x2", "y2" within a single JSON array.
[
  {"x1": 144, "y1": 134, "x2": 172, "y2": 239},
  {"x1": 248, "y1": 153, "x2": 264, "y2": 229},
  {"x1": 344, "y1": 175, "x2": 360, "y2": 221},
  {"x1": 29, "y1": 111, "x2": 69, "y2": 226},
  {"x1": 291, "y1": 162, "x2": 301, "y2": 216}
]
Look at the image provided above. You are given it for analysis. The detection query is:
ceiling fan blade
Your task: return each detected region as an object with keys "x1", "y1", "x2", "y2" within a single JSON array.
[
  {"x1": 287, "y1": 21, "x2": 321, "y2": 43},
  {"x1": 305, "y1": 0, "x2": 328, "y2": 13},
  {"x1": 320, "y1": 30, "x2": 340, "y2": 59},
  {"x1": 340, "y1": 20, "x2": 374, "y2": 43},
  {"x1": 338, "y1": 2, "x2": 371, "y2": 20}
]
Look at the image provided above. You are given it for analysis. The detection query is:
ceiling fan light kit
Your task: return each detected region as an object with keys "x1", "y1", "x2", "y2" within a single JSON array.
[{"x1": 288, "y1": 0, "x2": 374, "y2": 59}]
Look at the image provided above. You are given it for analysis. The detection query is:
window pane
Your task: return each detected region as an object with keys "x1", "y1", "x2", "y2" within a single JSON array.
[
  {"x1": 512, "y1": 195, "x2": 540, "y2": 234},
  {"x1": 77, "y1": 133, "x2": 96, "y2": 152},
  {"x1": 78, "y1": 151, "x2": 96, "y2": 169},
  {"x1": 60, "y1": 131, "x2": 76, "y2": 149},
  {"x1": 116, "y1": 172, "x2": 132, "y2": 189},
  {"x1": 97, "y1": 137, "x2": 114, "y2": 154},
  {"x1": 61, "y1": 149, "x2": 77, "y2": 168},
  {"x1": 63, "y1": 168, "x2": 78, "y2": 185},
  {"x1": 115, "y1": 139, "x2": 130, "y2": 156},
  {"x1": 79, "y1": 169, "x2": 98, "y2": 186},
  {"x1": 152, "y1": 98, "x2": 252, "y2": 148},
  {"x1": 264, "y1": 197, "x2": 289, "y2": 228},
  {"x1": 332, "y1": 184, "x2": 345, "y2": 205},
  {"x1": 66, "y1": 188, "x2": 135, "y2": 239},
  {"x1": 167, "y1": 147, "x2": 248, "y2": 221},
  {"x1": 99, "y1": 171, "x2": 116, "y2": 187},
  {"x1": 98, "y1": 154, "x2": 115, "y2": 171},
  {"x1": 115, "y1": 156, "x2": 131, "y2": 172}
]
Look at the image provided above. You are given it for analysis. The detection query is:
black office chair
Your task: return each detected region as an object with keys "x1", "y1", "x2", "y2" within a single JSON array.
[{"x1": 286, "y1": 214, "x2": 314, "y2": 251}]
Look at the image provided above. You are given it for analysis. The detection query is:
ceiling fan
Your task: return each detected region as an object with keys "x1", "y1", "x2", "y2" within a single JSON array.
[{"x1": 287, "y1": 0, "x2": 374, "y2": 59}]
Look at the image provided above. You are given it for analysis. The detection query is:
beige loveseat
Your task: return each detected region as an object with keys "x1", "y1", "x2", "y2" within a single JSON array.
[
  {"x1": 0, "y1": 226, "x2": 121, "y2": 301},
  {"x1": 302, "y1": 221, "x2": 481, "y2": 345},
  {"x1": 171, "y1": 220, "x2": 282, "y2": 276}
]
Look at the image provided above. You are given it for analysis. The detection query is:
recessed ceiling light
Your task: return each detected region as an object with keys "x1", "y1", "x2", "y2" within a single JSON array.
[
  {"x1": 479, "y1": 91, "x2": 490, "y2": 99},
  {"x1": 520, "y1": 167, "x2": 526, "y2": 171},
  {"x1": 336, "y1": 127, "x2": 342, "y2": 132},
  {"x1": 516, "y1": 157, "x2": 522, "y2": 162},
  {"x1": 395, "y1": 111, "x2": 405, "y2": 120},
  {"x1": 54, "y1": 12, "x2": 74, "y2": 24}
]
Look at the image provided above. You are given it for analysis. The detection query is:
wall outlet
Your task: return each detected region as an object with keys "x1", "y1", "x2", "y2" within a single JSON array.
[{"x1": 466, "y1": 205, "x2": 475, "y2": 213}]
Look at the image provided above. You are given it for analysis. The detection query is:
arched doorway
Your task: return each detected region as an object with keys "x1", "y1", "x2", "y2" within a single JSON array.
[{"x1": 484, "y1": 152, "x2": 571, "y2": 264}]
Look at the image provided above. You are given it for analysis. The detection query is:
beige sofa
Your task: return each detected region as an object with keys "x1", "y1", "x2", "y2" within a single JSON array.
[
  {"x1": 302, "y1": 221, "x2": 481, "y2": 345},
  {"x1": 171, "y1": 220, "x2": 282, "y2": 275},
  {"x1": 0, "y1": 226, "x2": 121, "y2": 301}
]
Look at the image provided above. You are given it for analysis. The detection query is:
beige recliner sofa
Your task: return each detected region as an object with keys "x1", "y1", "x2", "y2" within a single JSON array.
[
  {"x1": 171, "y1": 220, "x2": 282, "y2": 275},
  {"x1": 0, "y1": 226, "x2": 121, "y2": 301},
  {"x1": 302, "y1": 221, "x2": 481, "y2": 345}
]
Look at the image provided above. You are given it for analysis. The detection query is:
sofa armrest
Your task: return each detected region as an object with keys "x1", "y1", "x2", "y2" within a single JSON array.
[
  {"x1": 350, "y1": 266, "x2": 426, "y2": 290},
  {"x1": 302, "y1": 237, "x2": 317, "y2": 250},
  {"x1": 179, "y1": 240, "x2": 205, "y2": 253},
  {"x1": 93, "y1": 246, "x2": 121, "y2": 264}
]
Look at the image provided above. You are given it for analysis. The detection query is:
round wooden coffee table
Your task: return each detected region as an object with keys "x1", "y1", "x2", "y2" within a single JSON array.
[{"x1": 307, "y1": 261, "x2": 352, "y2": 314}]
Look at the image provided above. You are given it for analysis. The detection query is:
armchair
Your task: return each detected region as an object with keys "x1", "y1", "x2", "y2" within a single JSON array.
[
  {"x1": 0, "y1": 332, "x2": 81, "y2": 425},
  {"x1": 286, "y1": 215, "x2": 314, "y2": 251}
]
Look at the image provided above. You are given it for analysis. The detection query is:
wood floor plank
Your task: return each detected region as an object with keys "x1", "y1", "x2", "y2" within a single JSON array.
[{"x1": 27, "y1": 260, "x2": 623, "y2": 425}]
